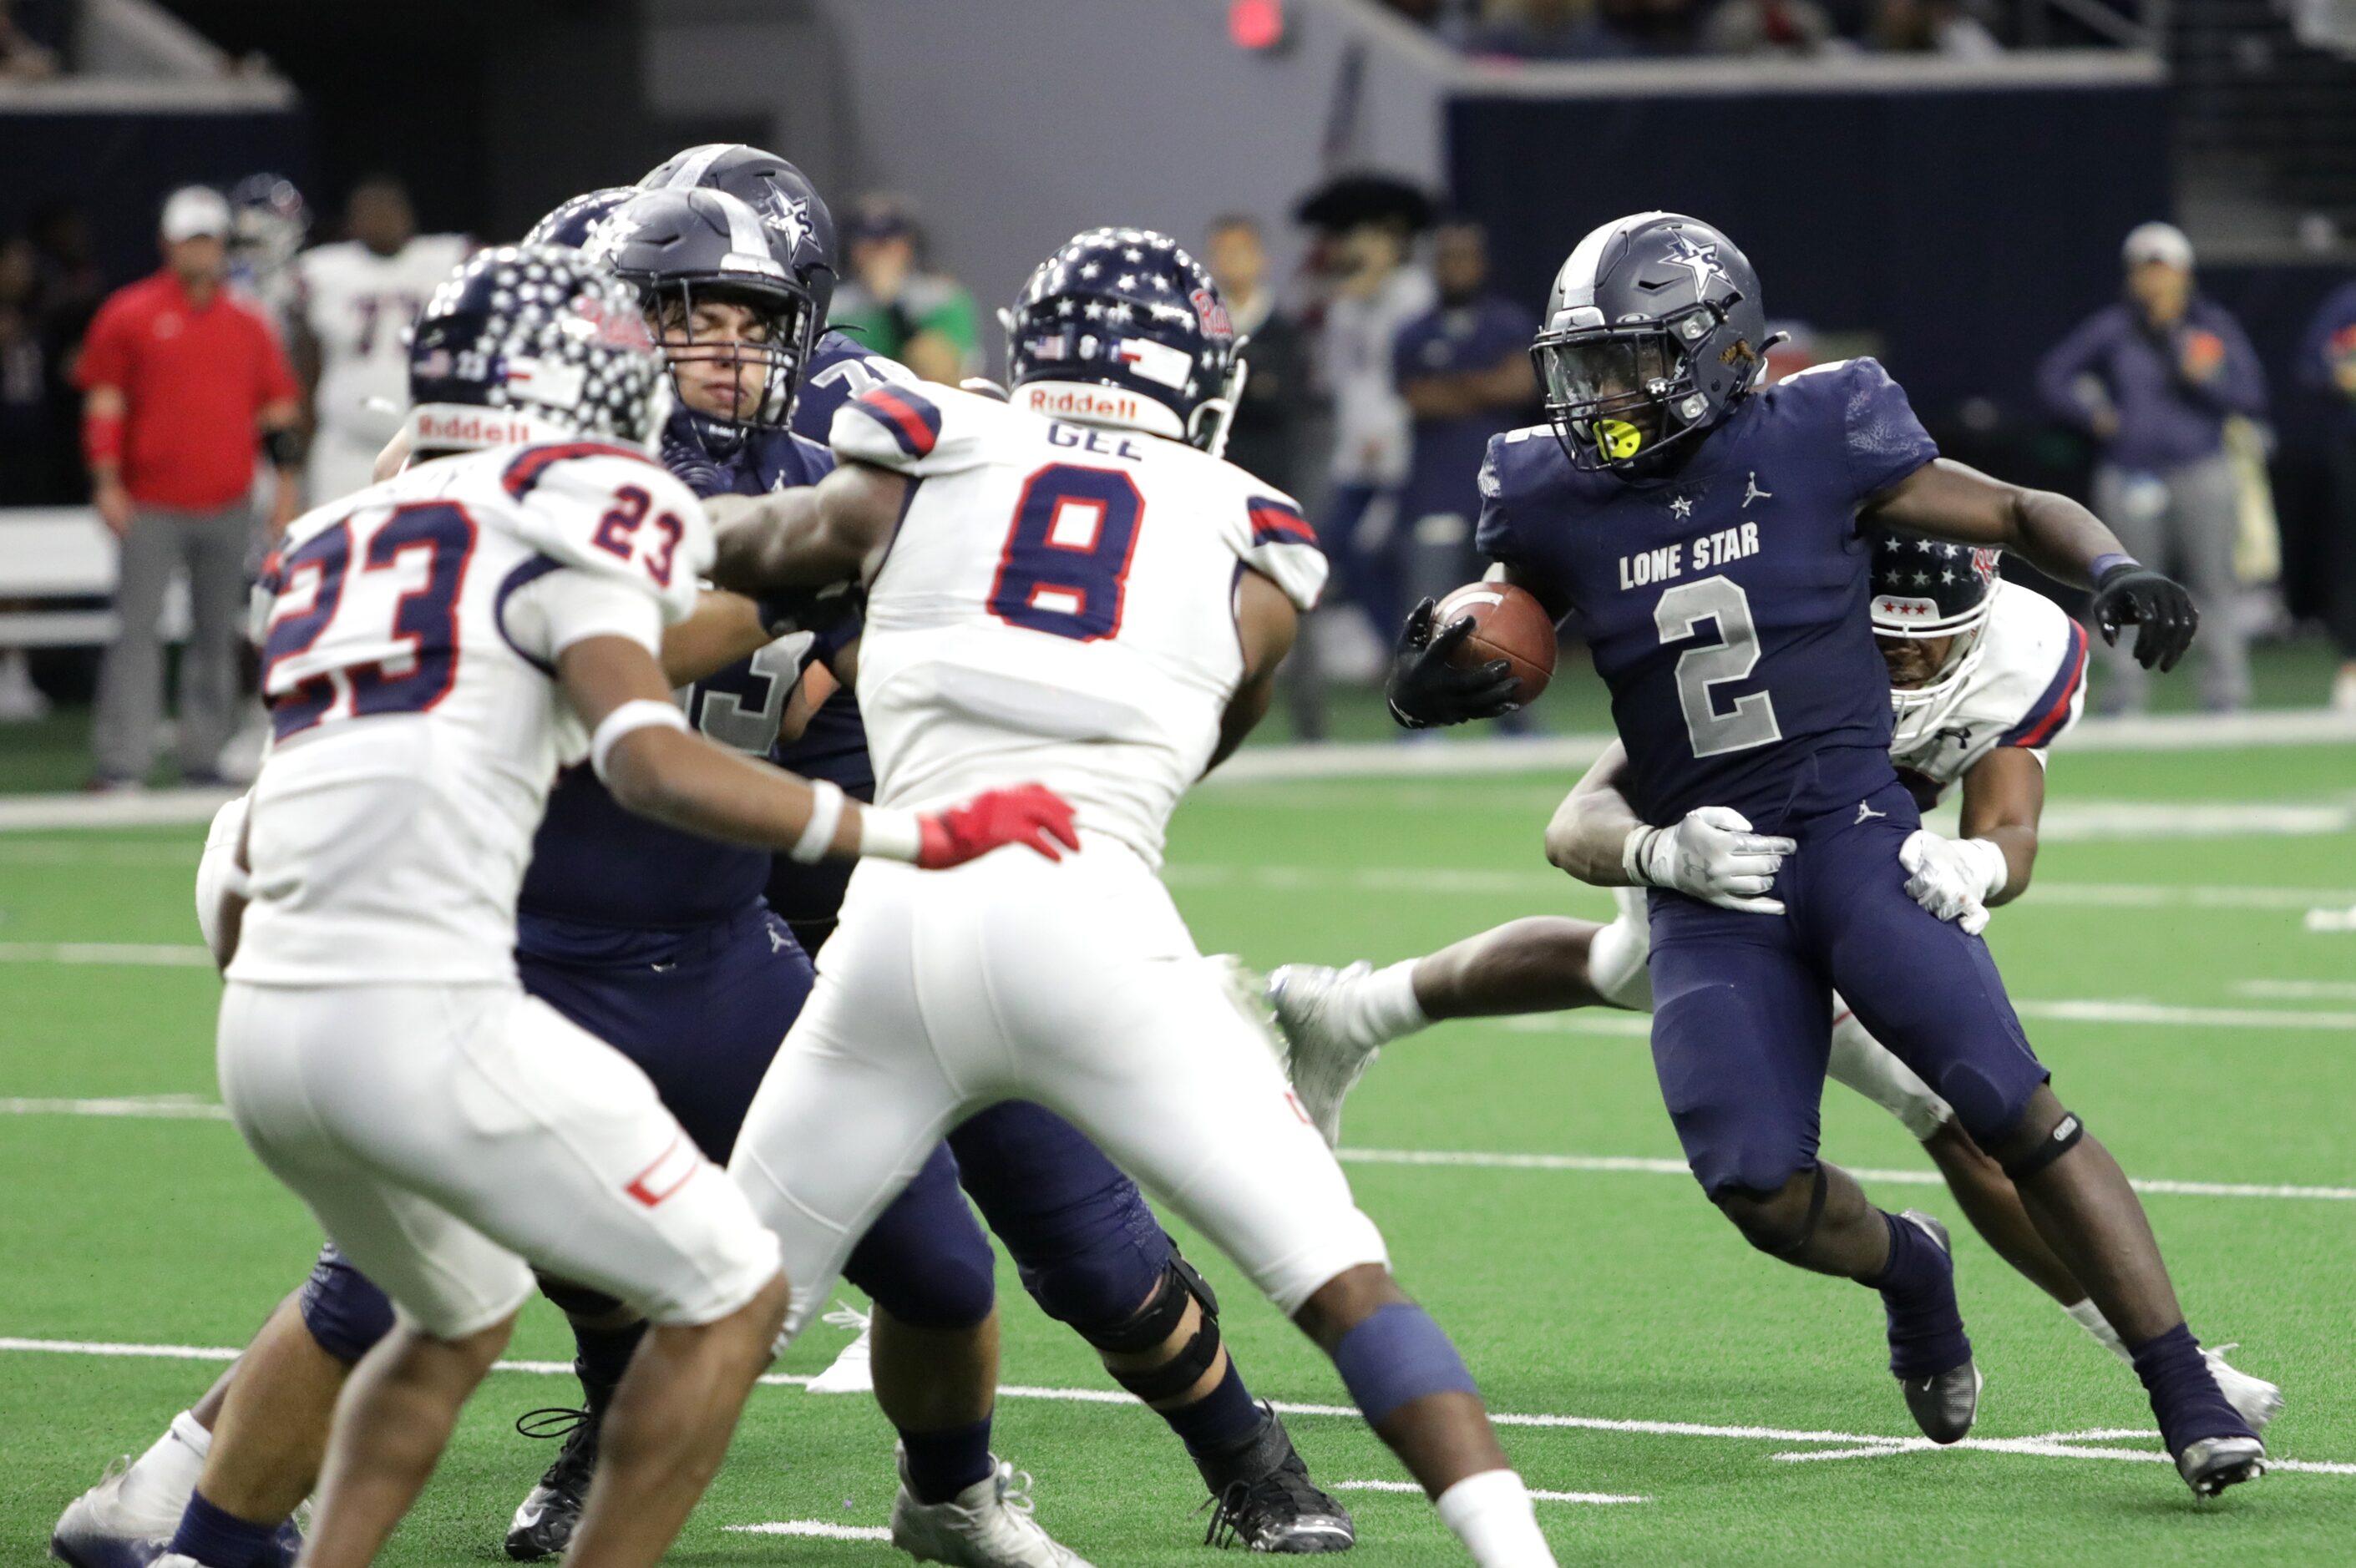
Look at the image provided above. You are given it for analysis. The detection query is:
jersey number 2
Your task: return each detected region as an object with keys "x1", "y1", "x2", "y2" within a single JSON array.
[
  {"x1": 987, "y1": 464, "x2": 1143, "y2": 642},
  {"x1": 1654, "y1": 575, "x2": 1782, "y2": 759},
  {"x1": 261, "y1": 503, "x2": 476, "y2": 741}
]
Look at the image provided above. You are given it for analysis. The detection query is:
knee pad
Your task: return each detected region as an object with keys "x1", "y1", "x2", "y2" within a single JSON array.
[
  {"x1": 1587, "y1": 901, "x2": 1653, "y2": 1012},
  {"x1": 538, "y1": 1274, "x2": 626, "y2": 1321},
  {"x1": 1332, "y1": 1302, "x2": 1477, "y2": 1425},
  {"x1": 299, "y1": 1243, "x2": 395, "y2": 1366},
  {"x1": 1722, "y1": 1166, "x2": 1828, "y2": 1258},
  {"x1": 1999, "y1": 1109, "x2": 2085, "y2": 1182},
  {"x1": 1082, "y1": 1253, "x2": 1224, "y2": 1404}
]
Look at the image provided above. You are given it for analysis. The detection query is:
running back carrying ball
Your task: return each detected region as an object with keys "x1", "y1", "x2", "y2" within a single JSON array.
[{"x1": 1436, "y1": 581, "x2": 1556, "y2": 706}]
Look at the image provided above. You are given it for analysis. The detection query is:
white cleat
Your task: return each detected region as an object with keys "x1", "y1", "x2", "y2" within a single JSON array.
[
  {"x1": 1265, "y1": 962, "x2": 1383, "y2": 1150},
  {"x1": 806, "y1": 1304, "x2": 874, "y2": 1395},
  {"x1": 890, "y1": 1449, "x2": 1093, "y2": 1567},
  {"x1": 2205, "y1": 1344, "x2": 2285, "y2": 1434},
  {"x1": 51, "y1": 1457, "x2": 179, "y2": 1568}
]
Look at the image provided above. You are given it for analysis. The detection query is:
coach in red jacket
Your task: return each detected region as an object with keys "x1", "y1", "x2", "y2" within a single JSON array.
[{"x1": 77, "y1": 185, "x2": 303, "y2": 789}]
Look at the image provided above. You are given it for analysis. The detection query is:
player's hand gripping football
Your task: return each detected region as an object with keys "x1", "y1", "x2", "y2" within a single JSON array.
[
  {"x1": 1899, "y1": 828, "x2": 2005, "y2": 937},
  {"x1": 1626, "y1": 807, "x2": 1795, "y2": 914},
  {"x1": 1385, "y1": 597, "x2": 1523, "y2": 729},
  {"x1": 2089, "y1": 560, "x2": 2198, "y2": 672},
  {"x1": 916, "y1": 782, "x2": 1082, "y2": 868}
]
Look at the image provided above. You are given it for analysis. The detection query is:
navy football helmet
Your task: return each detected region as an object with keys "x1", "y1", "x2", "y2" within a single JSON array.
[
  {"x1": 1532, "y1": 212, "x2": 1770, "y2": 473},
  {"x1": 406, "y1": 245, "x2": 667, "y2": 453},
  {"x1": 1870, "y1": 526, "x2": 2003, "y2": 737},
  {"x1": 522, "y1": 186, "x2": 634, "y2": 250},
  {"x1": 1003, "y1": 227, "x2": 1241, "y2": 451},
  {"x1": 226, "y1": 173, "x2": 307, "y2": 279},
  {"x1": 638, "y1": 144, "x2": 839, "y2": 327},
  {"x1": 592, "y1": 187, "x2": 814, "y2": 441}
]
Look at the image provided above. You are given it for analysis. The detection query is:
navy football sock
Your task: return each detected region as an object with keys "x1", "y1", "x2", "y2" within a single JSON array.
[
  {"x1": 2131, "y1": 1323, "x2": 2254, "y2": 1452},
  {"x1": 168, "y1": 1490, "x2": 280, "y2": 1568},
  {"x1": 1159, "y1": 1358, "x2": 1265, "y2": 1461},
  {"x1": 572, "y1": 1318, "x2": 648, "y2": 1414},
  {"x1": 1864, "y1": 1211, "x2": 1971, "y2": 1378},
  {"x1": 899, "y1": 1416, "x2": 996, "y2": 1505}
]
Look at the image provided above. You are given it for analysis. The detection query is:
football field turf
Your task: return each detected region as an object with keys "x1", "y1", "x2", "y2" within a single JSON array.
[{"x1": 3, "y1": 738, "x2": 2352, "y2": 1565}]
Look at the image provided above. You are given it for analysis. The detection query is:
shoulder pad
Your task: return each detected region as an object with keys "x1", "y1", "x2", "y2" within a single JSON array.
[
  {"x1": 830, "y1": 380, "x2": 1001, "y2": 475},
  {"x1": 1239, "y1": 491, "x2": 1326, "y2": 611},
  {"x1": 1480, "y1": 425, "x2": 1563, "y2": 502},
  {"x1": 493, "y1": 443, "x2": 712, "y2": 624}
]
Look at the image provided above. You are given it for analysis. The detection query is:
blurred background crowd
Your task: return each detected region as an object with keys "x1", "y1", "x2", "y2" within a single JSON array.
[{"x1": 4, "y1": 0, "x2": 2356, "y2": 780}]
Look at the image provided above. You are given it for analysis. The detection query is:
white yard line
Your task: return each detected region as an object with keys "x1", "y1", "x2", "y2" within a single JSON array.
[
  {"x1": 1331, "y1": 1479, "x2": 1650, "y2": 1505},
  {"x1": 3, "y1": 1333, "x2": 2344, "y2": 1484},
  {"x1": 2236, "y1": 979, "x2": 2356, "y2": 1002},
  {"x1": 1500, "y1": 998, "x2": 2356, "y2": 1034},
  {"x1": 0, "y1": 1096, "x2": 231, "y2": 1120},
  {"x1": 0, "y1": 790, "x2": 236, "y2": 831},
  {"x1": 724, "y1": 1520, "x2": 894, "y2": 1540},
  {"x1": 0, "y1": 942, "x2": 213, "y2": 967}
]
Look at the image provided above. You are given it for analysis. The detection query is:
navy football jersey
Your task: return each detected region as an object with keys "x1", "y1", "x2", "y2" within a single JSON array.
[
  {"x1": 517, "y1": 424, "x2": 844, "y2": 935},
  {"x1": 793, "y1": 328, "x2": 919, "y2": 447},
  {"x1": 1477, "y1": 357, "x2": 1938, "y2": 827}
]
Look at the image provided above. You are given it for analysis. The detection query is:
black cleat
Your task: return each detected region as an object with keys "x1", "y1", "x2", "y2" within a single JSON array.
[
  {"x1": 1892, "y1": 1211, "x2": 1979, "y2": 1444},
  {"x1": 1197, "y1": 1407, "x2": 1355, "y2": 1553},
  {"x1": 2177, "y1": 1435, "x2": 2267, "y2": 1499},
  {"x1": 504, "y1": 1405, "x2": 599, "y2": 1561}
]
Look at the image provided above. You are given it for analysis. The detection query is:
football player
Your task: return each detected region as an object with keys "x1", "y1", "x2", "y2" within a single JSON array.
[
  {"x1": 710, "y1": 228, "x2": 1563, "y2": 1568},
  {"x1": 1269, "y1": 532, "x2": 2283, "y2": 1431},
  {"x1": 290, "y1": 175, "x2": 472, "y2": 505},
  {"x1": 186, "y1": 245, "x2": 1070, "y2": 1568},
  {"x1": 1340, "y1": 211, "x2": 2259, "y2": 1498}
]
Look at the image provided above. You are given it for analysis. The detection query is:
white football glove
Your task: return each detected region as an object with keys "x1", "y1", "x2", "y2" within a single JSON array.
[
  {"x1": 1899, "y1": 829, "x2": 2009, "y2": 937},
  {"x1": 1624, "y1": 807, "x2": 1794, "y2": 914}
]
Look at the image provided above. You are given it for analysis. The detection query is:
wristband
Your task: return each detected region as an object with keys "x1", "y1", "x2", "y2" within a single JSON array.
[
  {"x1": 589, "y1": 700, "x2": 687, "y2": 782},
  {"x1": 858, "y1": 804, "x2": 925, "y2": 862},
  {"x1": 1960, "y1": 836, "x2": 2010, "y2": 901},
  {"x1": 788, "y1": 779, "x2": 847, "y2": 864},
  {"x1": 2090, "y1": 553, "x2": 2138, "y2": 585},
  {"x1": 1622, "y1": 824, "x2": 1664, "y2": 888},
  {"x1": 262, "y1": 426, "x2": 305, "y2": 468},
  {"x1": 83, "y1": 411, "x2": 124, "y2": 468}
]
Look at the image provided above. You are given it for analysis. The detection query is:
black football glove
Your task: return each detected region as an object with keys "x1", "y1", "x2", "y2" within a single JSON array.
[
  {"x1": 1385, "y1": 597, "x2": 1522, "y2": 730},
  {"x1": 2089, "y1": 560, "x2": 2198, "y2": 673}
]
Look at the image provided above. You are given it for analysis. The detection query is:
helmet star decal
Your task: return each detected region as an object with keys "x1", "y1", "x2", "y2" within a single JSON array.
[
  {"x1": 1661, "y1": 230, "x2": 1729, "y2": 295},
  {"x1": 576, "y1": 210, "x2": 641, "y2": 268},
  {"x1": 758, "y1": 190, "x2": 813, "y2": 257}
]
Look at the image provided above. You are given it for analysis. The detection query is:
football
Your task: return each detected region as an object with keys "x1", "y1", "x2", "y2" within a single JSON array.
[{"x1": 1436, "y1": 580, "x2": 1557, "y2": 706}]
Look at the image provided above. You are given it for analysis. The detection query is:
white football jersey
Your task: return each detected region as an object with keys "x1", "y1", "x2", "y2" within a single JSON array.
[
  {"x1": 296, "y1": 235, "x2": 473, "y2": 448},
  {"x1": 1887, "y1": 584, "x2": 2090, "y2": 805},
  {"x1": 228, "y1": 441, "x2": 711, "y2": 987},
  {"x1": 831, "y1": 382, "x2": 1326, "y2": 866}
]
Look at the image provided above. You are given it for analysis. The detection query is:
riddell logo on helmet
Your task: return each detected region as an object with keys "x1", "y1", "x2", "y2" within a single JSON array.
[
  {"x1": 413, "y1": 409, "x2": 549, "y2": 447},
  {"x1": 1023, "y1": 385, "x2": 1145, "y2": 422}
]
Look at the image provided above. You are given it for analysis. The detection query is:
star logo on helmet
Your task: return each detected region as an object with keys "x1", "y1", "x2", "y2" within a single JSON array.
[
  {"x1": 758, "y1": 190, "x2": 813, "y2": 257},
  {"x1": 1661, "y1": 231, "x2": 1728, "y2": 296},
  {"x1": 578, "y1": 210, "x2": 640, "y2": 267}
]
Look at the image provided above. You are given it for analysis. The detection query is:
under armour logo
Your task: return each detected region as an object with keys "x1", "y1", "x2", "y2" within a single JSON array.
[
  {"x1": 1856, "y1": 802, "x2": 1887, "y2": 823},
  {"x1": 1743, "y1": 472, "x2": 1772, "y2": 508},
  {"x1": 1936, "y1": 725, "x2": 1974, "y2": 751}
]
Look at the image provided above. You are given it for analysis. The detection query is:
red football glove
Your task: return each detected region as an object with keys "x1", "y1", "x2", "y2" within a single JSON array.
[{"x1": 916, "y1": 783, "x2": 1082, "y2": 868}]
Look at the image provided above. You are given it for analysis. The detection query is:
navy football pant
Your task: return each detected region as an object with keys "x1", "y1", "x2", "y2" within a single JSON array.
[{"x1": 1648, "y1": 776, "x2": 2049, "y2": 1197}]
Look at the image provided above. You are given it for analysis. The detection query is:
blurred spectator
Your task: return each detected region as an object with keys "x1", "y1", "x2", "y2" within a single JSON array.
[
  {"x1": 1495, "y1": 0, "x2": 1701, "y2": 58},
  {"x1": 1868, "y1": 0, "x2": 2002, "y2": 55},
  {"x1": 75, "y1": 186, "x2": 302, "y2": 789},
  {"x1": 1318, "y1": 208, "x2": 1433, "y2": 638},
  {"x1": 0, "y1": 235, "x2": 59, "y2": 504},
  {"x1": 2037, "y1": 222, "x2": 2267, "y2": 714},
  {"x1": 1392, "y1": 221, "x2": 1537, "y2": 609},
  {"x1": 1706, "y1": 0, "x2": 1839, "y2": 53},
  {"x1": 1467, "y1": 0, "x2": 1590, "y2": 57},
  {"x1": 2297, "y1": 276, "x2": 2356, "y2": 711},
  {"x1": 829, "y1": 195, "x2": 980, "y2": 387},
  {"x1": 1203, "y1": 215, "x2": 1310, "y2": 496},
  {"x1": 0, "y1": 0, "x2": 60, "y2": 78}
]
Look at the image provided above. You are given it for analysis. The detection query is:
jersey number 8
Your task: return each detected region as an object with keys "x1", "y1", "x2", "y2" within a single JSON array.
[{"x1": 988, "y1": 463, "x2": 1145, "y2": 643}]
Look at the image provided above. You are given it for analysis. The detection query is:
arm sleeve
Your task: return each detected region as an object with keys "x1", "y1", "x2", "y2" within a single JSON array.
[
  {"x1": 73, "y1": 299, "x2": 129, "y2": 391},
  {"x1": 1239, "y1": 491, "x2": 1327, "y2": 610},
  {"x1": 2035, "y1": 311, "x2": 2111, "y2": 429},
  {"x1": 1839, "y1": 357, "x2": 1938, "y2": 502},
  {"x1": 500, "y1": 565, "x2": 667, "y2": 666}
]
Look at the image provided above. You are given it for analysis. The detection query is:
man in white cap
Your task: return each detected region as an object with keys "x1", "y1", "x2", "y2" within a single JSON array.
[
  {"x1": 74, "y1": 186, "x2": 305, "y2": 788},
  {"x1": 2037, "y1": 221, "x2": 2267, "y2": 713}
]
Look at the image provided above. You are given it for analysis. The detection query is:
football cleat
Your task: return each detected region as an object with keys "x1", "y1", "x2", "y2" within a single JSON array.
[
  {"x1": 1265, "y1": 963, "x2": 1383, "y2": 1149},
  {"x1": 806, "y1": 1304, "x2": 875, "y2": 1395},
  {"x1": 2176, "y1": 1434, "x2": 2267, "y2": 1498},
  {"x1": 1198, "y1": 1409, "x2": 1355, "y2": 1554},
  {"x1": 1892, "y1": 1211, "x2": 1979, "y2": 1445},
  {"x1": 2203, "y1": 1344, "x2": 2284, "y2": 1434},
  {"x1": 504, "y1": 1406, "x2": 600, "y2": 1561},
  {"x1": 889, "y1": 1448, "x2": 1094, "y2": 1567},
  {"x1": 52, "y1": 1457, "x2": 173, "y2": 1568}
]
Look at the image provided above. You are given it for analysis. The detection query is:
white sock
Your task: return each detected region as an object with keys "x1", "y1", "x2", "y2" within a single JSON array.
[
  {"x1": 2065, "y1": 1298, "x2": 2133, "y2": 1365},
  {"x1": 1350, "y1": 959, "x2": 1431, "y2": 1047},
  {"x1": 117, "y1": 1409, "x2": 209, "y2": 1522},
  {"x1": 1435, "y1": 1469, "x2": 1555, "y2": 1567}
]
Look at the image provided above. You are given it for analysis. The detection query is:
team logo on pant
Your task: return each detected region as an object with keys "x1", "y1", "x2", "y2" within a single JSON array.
[{"x1": 625, "y1": 1133, "x2": 702, "y2": 1207}]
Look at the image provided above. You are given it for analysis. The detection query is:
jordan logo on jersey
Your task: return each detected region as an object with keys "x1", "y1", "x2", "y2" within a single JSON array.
[{"x1": 1743, "y1": 472, "x2": 1772, "y2": 508}]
